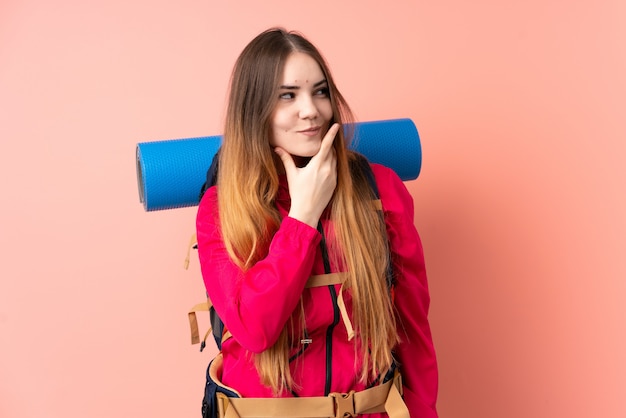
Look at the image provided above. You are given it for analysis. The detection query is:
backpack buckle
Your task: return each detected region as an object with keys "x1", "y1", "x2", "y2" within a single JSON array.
[{"x1": 330, "y1": 390, "x2": 356, "y2": 418}]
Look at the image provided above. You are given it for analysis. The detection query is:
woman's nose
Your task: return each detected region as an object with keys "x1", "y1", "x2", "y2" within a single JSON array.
[{"x1": 298, "y1": 95, "x2": 319, "y2": 119}]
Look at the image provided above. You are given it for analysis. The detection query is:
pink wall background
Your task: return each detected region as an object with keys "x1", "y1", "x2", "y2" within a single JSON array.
[{"x1": 1, "y1": 1, "x2": 624, "y2": 417}]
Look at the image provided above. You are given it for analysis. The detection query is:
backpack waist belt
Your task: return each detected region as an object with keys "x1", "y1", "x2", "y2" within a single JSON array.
[{"x1": 210, "y1": 354, "x2": 410, "y2": 418}]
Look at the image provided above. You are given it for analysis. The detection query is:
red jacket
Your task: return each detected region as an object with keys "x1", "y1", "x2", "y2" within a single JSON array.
[{"x1": 196, "y1": 163, "x2": 438, "y2": 417}]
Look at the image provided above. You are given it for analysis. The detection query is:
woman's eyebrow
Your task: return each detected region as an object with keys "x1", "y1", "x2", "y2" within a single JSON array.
[{"x1": 279, "y1": 79, "x2": 327, "y2": 90}]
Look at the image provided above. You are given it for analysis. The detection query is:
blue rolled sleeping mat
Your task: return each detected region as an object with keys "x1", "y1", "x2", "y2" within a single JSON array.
[{"x1": 136, "y1": 118, "x2": 421, "y2": 212}]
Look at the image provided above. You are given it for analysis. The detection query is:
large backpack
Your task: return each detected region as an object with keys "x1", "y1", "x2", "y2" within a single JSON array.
[{"x1": 186, "y1": 151, "x2": 401, "y2": 418}]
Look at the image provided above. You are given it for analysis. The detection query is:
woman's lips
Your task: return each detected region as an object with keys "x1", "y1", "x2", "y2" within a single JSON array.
[{"x1": 298, "y1": 126, "x2": 321, "y2": 136}]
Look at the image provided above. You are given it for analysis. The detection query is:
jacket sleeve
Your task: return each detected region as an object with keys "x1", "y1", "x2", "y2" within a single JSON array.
[
  {"x1": 195, "y1": 187, "x2": 322, "y2": 353},
  {"x1": 373, "y1": 164, "x2": 439, "y2": 418}
]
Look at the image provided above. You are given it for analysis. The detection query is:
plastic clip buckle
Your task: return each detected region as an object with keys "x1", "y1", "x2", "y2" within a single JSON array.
[{"x1": 330, "y1": 390, "x2": 356, "y2": 418}]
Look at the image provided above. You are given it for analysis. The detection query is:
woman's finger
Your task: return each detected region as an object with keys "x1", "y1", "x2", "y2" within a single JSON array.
[{"x1": 315, "y1": 123, "x2": 340, "y2": 160}]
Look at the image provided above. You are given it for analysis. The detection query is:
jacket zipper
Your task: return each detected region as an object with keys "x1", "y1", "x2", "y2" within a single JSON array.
[
  {"x1": 317, "y1": 222, "x2": 339, "y2": 396},
  {"x1": 325, "y1": 285, "x2": 340, "y2": 395}
]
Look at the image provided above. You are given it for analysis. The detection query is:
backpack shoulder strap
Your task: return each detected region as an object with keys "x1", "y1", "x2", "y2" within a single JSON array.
[
  {"x1": 349, "y1": 152, "x2": 384, "y2": 210},
  {"x1": 350, "y1": 152, "x2": 380, "y2": 196},
  {"x1": 349, "y1": 152, "x2": 395, "y2": 293},
  {"x1": 199, "y1": 149, "x2": 220, "y2": 202}
]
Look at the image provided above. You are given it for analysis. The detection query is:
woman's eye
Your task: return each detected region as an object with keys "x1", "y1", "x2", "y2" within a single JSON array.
[
  {"x1": 279, "y1": 92, "x2": 295, "y2": 100},
  {"x1": 315, "y1": 87, "x2": 330, "y2": 97}
]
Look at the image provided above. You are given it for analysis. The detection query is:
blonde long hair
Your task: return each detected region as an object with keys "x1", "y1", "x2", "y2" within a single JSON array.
[{"x1": 217, "y1": 28, "x2": 398, "y2": 393}]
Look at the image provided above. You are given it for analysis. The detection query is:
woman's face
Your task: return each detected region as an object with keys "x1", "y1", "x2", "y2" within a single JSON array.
[{"x1": 269, "y1": 52, "x2": 333, "y2": 158}]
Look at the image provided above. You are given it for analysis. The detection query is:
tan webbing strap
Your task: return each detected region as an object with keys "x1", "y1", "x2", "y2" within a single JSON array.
[
  {"x1": 209, "y1": 353, "x2": 242, "y2": 396},
  {"x1": 184, "y1": 233, "x2": 198, "y2": 270},
  {"x1": 219, "y1": 374, "x2": 407, "y2": 418},
  {"x1": 226, "y1": 396, "x2": 333, "y2": 418},
  {"x1": 306, "y1": 273, "x2": 355, "y2": 342},
  {"x1": 306, "y1": 272, "x2": 347, "y2": 288},
  {"x1": 211, "y1": 351, "x2": 408, "y2": 418},
  {"x1": 306, "y1": 273, "x2": 355, "y2": 341},
  {"x1": 188, "y1": 300, "x2": 211, "y2": 345},
  {"x1": 217, "y1": 393, "x2": 233, "y2": 418},
  {"x1": 384, "y1": 380, "x2": 409, "y2": 418},
  {"x1": 336, "y1": 285, "x2": 355, "y2": 341}
]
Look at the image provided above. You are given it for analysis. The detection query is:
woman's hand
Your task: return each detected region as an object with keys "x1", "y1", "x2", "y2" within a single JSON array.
[{"x1": 274, "y1": 123, "x2": 340, "y2": 228}]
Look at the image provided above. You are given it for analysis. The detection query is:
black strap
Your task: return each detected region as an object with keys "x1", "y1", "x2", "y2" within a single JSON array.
[
  {"x1": 317, "y1": 221, "x2": 332, "y2": 274},
  {"x1": 350, "y1": 154, "x2": 395, "y2": 290},
  {"x1": 199, "y1": 150, "x2": 221, "y2": 201}
]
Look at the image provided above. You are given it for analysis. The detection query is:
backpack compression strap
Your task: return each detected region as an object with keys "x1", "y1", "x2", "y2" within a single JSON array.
[{"x1": 187, "y1": 272, "x2": 348, "y2": 348}]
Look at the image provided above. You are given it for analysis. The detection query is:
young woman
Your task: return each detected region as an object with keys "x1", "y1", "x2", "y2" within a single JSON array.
[{"x1": 196, "y1": 28, "x2": 438, "y2": 418}]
